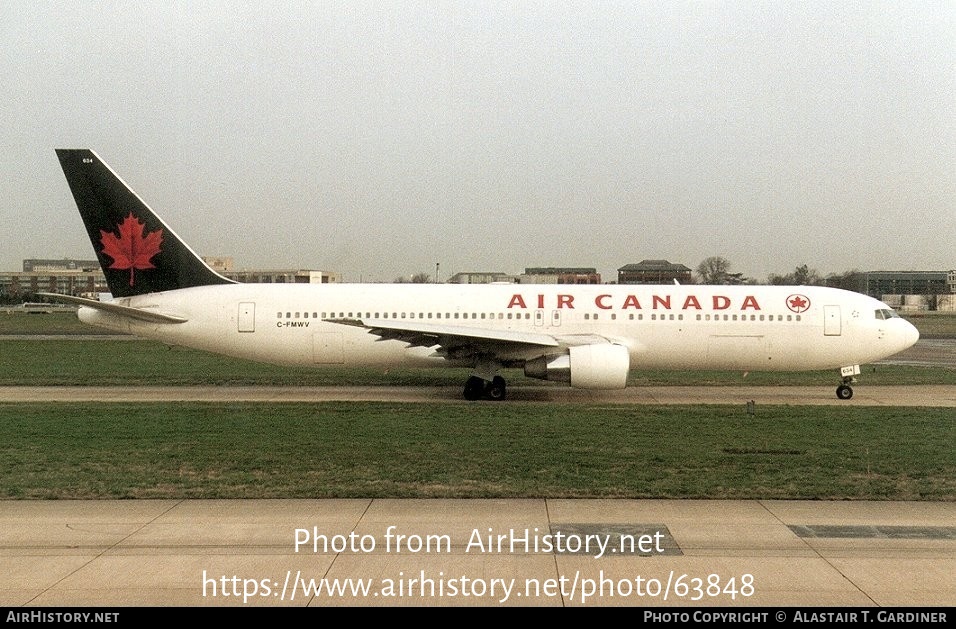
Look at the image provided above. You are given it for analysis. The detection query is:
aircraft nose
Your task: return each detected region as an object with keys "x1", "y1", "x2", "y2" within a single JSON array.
[
  {"x1": 893, "y1": 318, "x2": 920, "y2": 352},
  {"x1": 903, "y1": 319, "x2": 920, "y2": 348}
]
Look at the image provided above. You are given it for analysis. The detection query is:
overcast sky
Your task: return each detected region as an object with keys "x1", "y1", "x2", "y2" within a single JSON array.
[{"x1": 2, "y1": 1, "x2": 953, "y2": 282}]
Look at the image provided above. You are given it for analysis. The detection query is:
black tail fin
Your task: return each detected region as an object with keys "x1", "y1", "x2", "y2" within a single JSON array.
[{"x1": 55, "y1": 149, "x2": 234, "y2": 298}]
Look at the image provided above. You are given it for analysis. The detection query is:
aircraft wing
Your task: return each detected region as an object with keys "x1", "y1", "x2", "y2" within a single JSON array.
[{"x1": 332, "y1": 318, "x2": 618, "y2": 362}]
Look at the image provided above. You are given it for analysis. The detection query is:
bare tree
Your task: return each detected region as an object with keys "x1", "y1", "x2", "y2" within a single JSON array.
[
  {"x1": 824, "y1": 270, "x2": 861, "y2": 291},
  {"x1": 696, "y1": 256, "x2": 729, "y2": 284},
  {"x1": 768, "y1": 264, "x2": 824, "y2": 286},
  {"x1": 393, "y1": 273, "x2": 432, "y2": 284},
  {"x1": 792, "y1": 264, "x2": 822, "y2": 285},
  {"x1": 696, "y1": 256, "x2": 748, "y2": 284}
]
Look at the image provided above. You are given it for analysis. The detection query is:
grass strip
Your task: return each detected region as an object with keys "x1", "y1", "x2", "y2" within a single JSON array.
[{"x1": 2, "y1": 402, "x2": 952, "y2": 500}]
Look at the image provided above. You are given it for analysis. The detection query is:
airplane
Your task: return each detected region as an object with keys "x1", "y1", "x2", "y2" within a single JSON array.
[{"x1": 41, "y1": 148, "x2": 919, "y2": 401}]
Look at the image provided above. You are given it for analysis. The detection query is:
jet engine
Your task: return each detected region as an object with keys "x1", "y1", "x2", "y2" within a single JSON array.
[{"x1": 523, "y1": 343, "x2": 630, "y2": 389}]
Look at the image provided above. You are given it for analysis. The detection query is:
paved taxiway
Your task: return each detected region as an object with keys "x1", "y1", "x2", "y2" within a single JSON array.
[
  {"x1": 3, "y1": 384, "x2": 956, "y2": 406},
  {"x1": 2, "y1": 499, "x2": 954, "y2": 607}
]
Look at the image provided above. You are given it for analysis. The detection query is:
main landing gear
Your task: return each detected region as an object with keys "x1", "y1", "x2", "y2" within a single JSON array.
[{"x1": 463, "y1": 375, "x2": 507, "y2": 401}]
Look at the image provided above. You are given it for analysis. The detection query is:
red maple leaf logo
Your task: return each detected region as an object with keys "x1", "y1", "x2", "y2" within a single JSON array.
[
  {"x1": 100, "y1": 213, "x2": 163, "y2": 286},
  {"x1": 787, "y1": 294, "x2": 810, "y2": 313}
]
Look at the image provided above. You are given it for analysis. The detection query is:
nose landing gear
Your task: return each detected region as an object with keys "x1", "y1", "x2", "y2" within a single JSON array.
[{"x1": 836, "y1": 365, "x2": 860, "y2": 400}]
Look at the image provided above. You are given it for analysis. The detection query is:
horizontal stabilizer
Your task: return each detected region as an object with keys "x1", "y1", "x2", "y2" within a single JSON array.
[{"x1": 37, "y1": 293, "x2": 188, "y2": 324}]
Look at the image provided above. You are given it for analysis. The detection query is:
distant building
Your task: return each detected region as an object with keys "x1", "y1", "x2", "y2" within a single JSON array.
[
  {"x1": 0, "y1": 269, "x2": 107, "y2": 299},
  {"x1": 447, "y1": 272, "x2": 515, "y2": 284},
  {"x1": 4, "y1": 259, "x2": 108, "y2": 300},
  {"x1": 222, "y1": 269, "x2": 340, "y2": 284},
  {"x1": 882, "y1": 293, "x2": 956, "y2": 313},
  {"x1": 618, "y1": 260, "x2": 692, "y2": 285},
  {"x1": 519, "y1": 267, "x2": 601, "y2": 284},
  {"x1": 201, "y1": 256, "x2": 234, "y2": 272},
  {"x1": 0, "y1": 257, "x2": 339, "y2": 301},
  {"x1": 22, "y1": 258, "x2": 100, "y2": 272},
  {"x1": 843, "y1": 271, "x2": 950, "y2": 299},
  {"x1": 201, "y1": 257, "x2": 341, "y2": 283}
]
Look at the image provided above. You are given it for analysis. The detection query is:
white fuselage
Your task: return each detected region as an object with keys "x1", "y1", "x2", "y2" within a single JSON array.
[{"x1": 78, "y1": 283, "x2": 919, "y2": 377}]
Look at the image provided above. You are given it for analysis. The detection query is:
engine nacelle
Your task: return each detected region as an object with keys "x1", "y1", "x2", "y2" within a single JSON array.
[{"x1": 523, "y1": 343, "x2": 630, "y2": 389}]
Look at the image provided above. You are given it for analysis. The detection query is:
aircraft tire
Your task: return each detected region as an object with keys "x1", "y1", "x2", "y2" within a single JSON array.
[
  {"x1": 836, "y1": 385, "x2": 853, "y2": 400},
  {"x1": 464, "y1": 376, "x2": 485, "y2": 401},
  {"x1": 486, "y1": 376, "x2": 507, "y2": 401}
]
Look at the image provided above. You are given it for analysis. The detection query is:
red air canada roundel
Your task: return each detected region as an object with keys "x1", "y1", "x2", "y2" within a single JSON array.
[
  {"x1": 100, "y1": 212, "x2": 164, "y2": 287},
  {"x1": 786, "y1": 294, "x2": 811, "y2": 313}
]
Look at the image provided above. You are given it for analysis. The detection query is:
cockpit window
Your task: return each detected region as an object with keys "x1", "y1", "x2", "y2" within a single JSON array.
[{"x1": 874, "y1": 309, "x2": 901, "y2": 320}]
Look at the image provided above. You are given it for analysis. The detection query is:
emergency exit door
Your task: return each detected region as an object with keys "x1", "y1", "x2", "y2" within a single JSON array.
[
  {"x1": 238, "y1": 302, "x2": 255, "y2": 333},
  {"x1": 823, "y1": 305, "x2": 841, "y2": 336}
]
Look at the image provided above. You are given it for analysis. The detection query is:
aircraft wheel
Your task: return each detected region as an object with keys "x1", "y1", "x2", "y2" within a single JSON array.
[
  {"x1": 486, "y1": 376, "x2": 507, "y2": 401},
  {"x1": 836, "y1": 384, "x2": 853, "y2": 400},
  {"x1": 463, "y1": 376, "x2": 485, "y2": 401}
]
